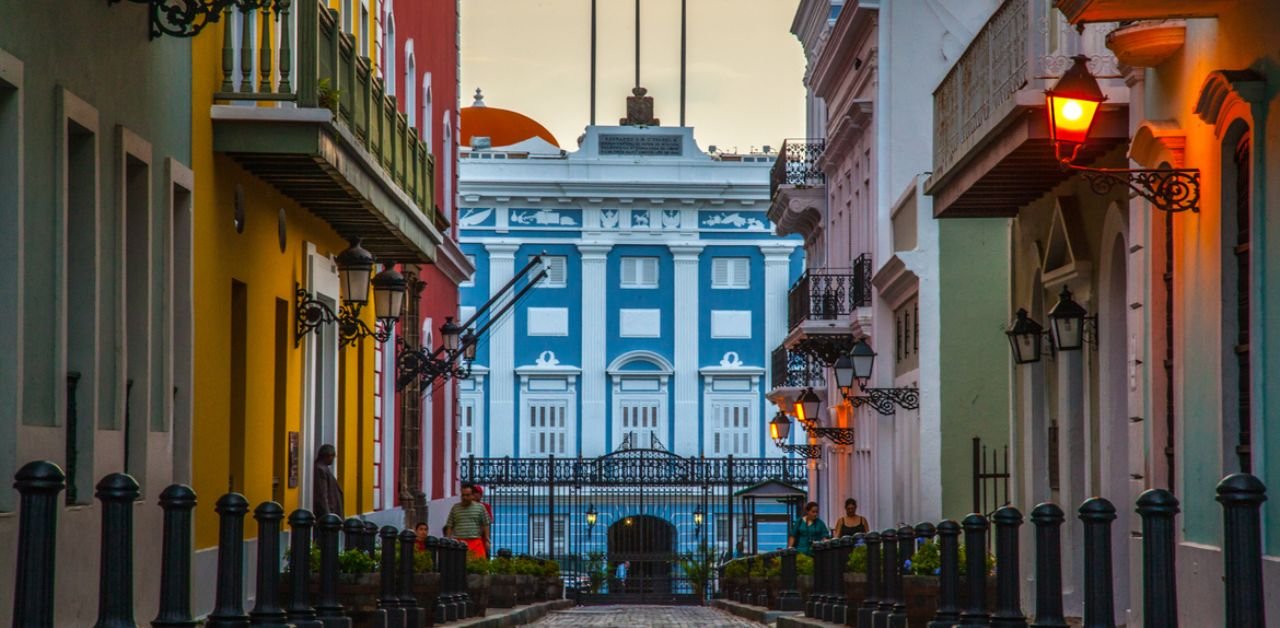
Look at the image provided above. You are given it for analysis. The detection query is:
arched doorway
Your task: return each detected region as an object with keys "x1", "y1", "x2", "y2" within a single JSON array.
[{"x1": 607, "y1": 514, "x2": 676, "y2": 598}]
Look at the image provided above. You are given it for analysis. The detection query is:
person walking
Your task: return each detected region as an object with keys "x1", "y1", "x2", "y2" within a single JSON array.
[
  {"x1": 444, "y1": 484, "x2": 491, "y2": 559},
  {"x1": 788, "y1": 501, "x2": 829, "y2": 556},
  {"x1": 312, "y1": 444, "x2": 344, "y2": 519},
  {"x1": 832, "y1": 498, "x2": 870, "y2": 537}
]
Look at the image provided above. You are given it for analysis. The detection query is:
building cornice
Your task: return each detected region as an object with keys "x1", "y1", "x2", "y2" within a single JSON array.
[{"x1": 810, "y1": 4, "x2": 877, "y2": 100}]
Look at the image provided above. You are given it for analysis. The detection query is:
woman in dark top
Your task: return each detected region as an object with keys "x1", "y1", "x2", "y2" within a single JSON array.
[{"x1": 833, "y1": 498, "x2": 869, "y2": 537}]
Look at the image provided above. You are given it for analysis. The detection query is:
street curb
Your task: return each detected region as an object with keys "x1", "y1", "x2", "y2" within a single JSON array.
[
  {"x1": 450, "y1": 599, "x2": 574, "y2": 627},
  {"x1": 712, "y1": 599, "x2": 804, "y2": 626},
  {"x1": 774, "y1": 613, "x2": 845, "y2": 628}
]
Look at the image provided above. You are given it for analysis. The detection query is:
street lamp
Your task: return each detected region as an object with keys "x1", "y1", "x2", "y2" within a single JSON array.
[
  {"x1": 693, "y1": 507, "x2": 704, "y2": 537},
  {"x1": 296, "y1": 239, "x2": 406, "y2": 347},
  {"x1": 836, "y1": 339, "x2": 920, "y2": 416},
  {"x1": 1046, "y1": 55, "x2": 1200, "y2": 213},
  {"x1": 1006, "y1": 308, "x2": 1048, "y2": 365},
  {"x1": 1047, "y1": 286, "x2": 1096, "y2": 352},
  {"x1": 441, "y1": 317, "x2": 463, "y2": 352},
  {"x1": 794, "y1": 388, "x2": 821, "y2": 427},
  {"x1": 769, "y1": 411, "x2": 821, "y2": 459},
  {"x1": 395, "y1": 318, "x2": 478, "y2": 390},
  {"x1": 586, "y1": 505, "x2": 598, "y2": 534}
]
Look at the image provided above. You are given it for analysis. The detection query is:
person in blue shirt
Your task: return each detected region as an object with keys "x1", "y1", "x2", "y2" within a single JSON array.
[{"x1": 788, "y1": 501, "x2": 830, "y2": 556}]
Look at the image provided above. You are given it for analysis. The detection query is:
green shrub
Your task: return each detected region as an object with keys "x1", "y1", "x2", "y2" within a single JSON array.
[
  {"x1": 747, "y1": 558, "x2": 768, "y2": 578},
  {"x1": 541, "y1": 560, "x2": 561, "y2": 577},
  {"x1": 911, "y1": 541, "x2": 940, "y2": 575},
  {"x1": 414, "y1": 548, "x2": 434, "y2": 573},
  {"x1": 957, "y1": 544, "x2": 995, "y2": 577},
  {"x1": 795, "y1": 553, "x2": 814, "y2": 576},
  {"x1": 338, "y1": 548, "x2": 377, "y2": 574},
  {"x1": 466, "y1": 557, "x2": 490, "y2": 575},
  {"x1": 847, "y1": 545, "x2": 867, "y2": 573},
  {"x1": 723, "y1": 560, "x2": 748, "y2": 579},
  {"x1": 488, "y1": 556, "x2": 514, "y2": 575}
]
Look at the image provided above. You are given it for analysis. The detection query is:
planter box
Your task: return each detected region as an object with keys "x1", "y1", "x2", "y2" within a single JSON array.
[
  {"x1": 412, "y1": 573, "x2": 441, "y2": 625},
  {"x1": 515, "y1": 574, "x2": 535, "y2": 604},
  {"x1": 467, "y1": 574, "x2": 489, "y2": 617},
  {"x1": 901, "y1": 575, "x2": 999, "y2": 624},
  {"x1": 488, "y1": 574, "x2": 518, "y2": 609},
  {"x1": 279, "y1": 573, "x2": 383, "y2": 628}
]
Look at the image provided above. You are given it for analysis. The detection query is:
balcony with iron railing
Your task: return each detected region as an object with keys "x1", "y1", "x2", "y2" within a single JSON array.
[
  {"x1": 209, "y1": 0, "x2": 443, "y2": 263},
  {"x1": 786, "y1": 255, "x2": 873, "y2": 330},
  {"x1": 767, "y1": 139, "x2": 827, "y2": 239},
  {"x1": 924, "y1": 0, "x2": 1127, "y2": 219},
  {"x1": 770, "y1": 345, "x2": 826, "y2": 391}
]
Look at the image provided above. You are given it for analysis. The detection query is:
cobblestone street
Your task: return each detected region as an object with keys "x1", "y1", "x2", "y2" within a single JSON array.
[{"x1": 525, "y1": 605, "x2": 764, "y2": 627}]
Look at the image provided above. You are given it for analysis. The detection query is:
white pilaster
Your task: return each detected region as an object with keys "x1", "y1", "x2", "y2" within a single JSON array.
[
  {"x1": 485, "y1": 243, "x2": 519, "y2": 457},
  {"x1": 669, "y1": 243, "x2": 704, "y2": 456},
  {"x1": 761, "y1": 244, "x2": 795, "y2": 439},
  {"x1": 578, "y1": 243, "x2": 611, "y2": 456}
]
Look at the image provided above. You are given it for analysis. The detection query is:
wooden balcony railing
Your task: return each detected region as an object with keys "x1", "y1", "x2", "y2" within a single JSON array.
[
  {"x1": 769, "y1": 139, "x2": 826, "y2": 198},
  {"x1": 212, "y1": 0, "x2": 435, "y2": 220}
]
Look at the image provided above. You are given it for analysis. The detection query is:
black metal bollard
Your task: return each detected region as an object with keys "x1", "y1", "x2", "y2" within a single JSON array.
[
  {"x1": 1217, "y1": 473, "x2": 1267, "y2": 628},
  {"x1": 153, "y1": 484, "x2": 198, "y2": 627},
  {"x1": 251, "y1": 501, "x2": 288, "y2": 624},
  {"x1": 778, "y1": 548, "x2": 802, "y2": 611},
  {"x1": 446, "y1": 538, "x2": 465, "y2": 619},
  {"x1": 364, "y1": 520, "x2": 379, "y2": 554},
  {"x1": 285, "y1": 510, "x2": 320, "y2": 626},
  {"x1": 858, "y1": 531, "x2": 881, "y2": 628},
  {"x1": 892, "y1": 524, "x2": 913, "y2": 627},
  {"x1": 343, "y1": 517, "x2": 365, "y2": 552},
  {"x1": 959, "y1": 513, "x2": 989, "y2": 626},
  {"x1": 13, "y1": 462, "x2": 66, "y2": 628},
  {"x1": 454, "y1": 539, "x2": 473, "y2": 616},
  {"x1": 898, "y1": 523, "x2": 915, "y2": 575},
  {"x1": 831, "y1": 536, "x2": 853, "y2": 624},
  {"x1": 95, "y1": 473, "x2": 141, "y2": 628},
  {"x1": 991, "y1": 506, "x2": 1026, "y2": 628},
  {"x1": 401, "y1": 530, "x2": 426, "y2": 628},
  {"x1": 874, "y1": 528, "x2": 897, "y2": 628},
  {"x1": 808, "y1": 541, "x2": 826, "y2": 618},
  {"x1": 207, "y1": 492, "x2": 251, "y2": 627},
  {"x1": 314, "y1": 513, "x2": 350, "y2": 624},
  {"x1": 377, "y1": 526, "x2": 404, "y2": 617},
  {"x1": 1028, "y1": 504, "x2": 1066, "y2": 628},
  {"x1": 1079, "y1": 498, "x2": 1116, "y2": 628},
  {"x1": 1135, "y1": 489, "x2": 1178, "y2": 627},
  {"x1": 928, "y1": 520, "x2": 962, "y2": 628}
]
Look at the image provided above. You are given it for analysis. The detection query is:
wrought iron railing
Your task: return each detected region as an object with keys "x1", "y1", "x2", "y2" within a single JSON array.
[
  {"x1": 213, "y1": 0, "x2": 436, "y2": 220},
  {"x1": 787, "y1": 261, "x2": 873, "y2": 329},
  {"x1": 463, "y1": 453, "x2": 807, "y2": 487},
  {"x1": 931, "y1": 0, "x2": 1119, "y2": 177},
  {"x1": 769, "y1": 139, "x2": 826, "y2": 198},
  {"x1": 771, "y1": 345, "x2": 826, "y2": 390}
]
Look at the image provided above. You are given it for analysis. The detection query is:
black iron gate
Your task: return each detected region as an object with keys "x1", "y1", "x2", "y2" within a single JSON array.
[{"x1": 462, "y1": 446, "x2": 807, "y2": 604}]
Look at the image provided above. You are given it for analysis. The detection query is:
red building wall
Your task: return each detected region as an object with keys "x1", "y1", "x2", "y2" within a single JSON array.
[{"x1": 384, "y1": 0, "x2": 463, "y2": 508}]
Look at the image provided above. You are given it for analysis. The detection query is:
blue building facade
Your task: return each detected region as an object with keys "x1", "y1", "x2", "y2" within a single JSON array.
[{"x1": 456, "y1": 118, "x2": 806, "y2": 560}]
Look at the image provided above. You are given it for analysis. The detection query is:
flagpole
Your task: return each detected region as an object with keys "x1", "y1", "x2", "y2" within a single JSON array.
[{"x1": 590, "y1": 0, "x2": 597, "y2": 125}]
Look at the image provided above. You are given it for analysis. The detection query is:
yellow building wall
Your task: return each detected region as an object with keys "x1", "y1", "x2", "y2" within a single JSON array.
[{"x1": 190, "y1": 3, "x2": 380, "y2": 548}]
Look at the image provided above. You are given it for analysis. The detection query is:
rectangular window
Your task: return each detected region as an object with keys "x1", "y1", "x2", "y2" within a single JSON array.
[
  {"x1": 460, "y1": 398, "x2": 477, "y2": 457},
  {"x1": 526, "y1": 400, "x2": 567, "y2": 455},
  {"x1": 711, "y1": 401, "x2": 752, "y2": 456},
  {"x1": 460, "y1": 254, "x2": 476, "y2": 287},
  {"x1": 620, "y1": 256, "x2": 659, "y2": 288},
  {"x1": 712, "y1": 257, "x2": 750, "y2": 289},
  {"x1": 620, "y1": 398, "x2": 662, "y2": 448},
  {"x1": 529, "y1": 514, "x2": 567, "y2": 557},
  {"x1": 537, "y1": 255, "x2": 567, "y2": 288}
]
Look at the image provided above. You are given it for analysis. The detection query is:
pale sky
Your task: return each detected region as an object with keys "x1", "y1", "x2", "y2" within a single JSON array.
[{"x1": 460, "y1": 0, "x2": 807, "y2": 152}]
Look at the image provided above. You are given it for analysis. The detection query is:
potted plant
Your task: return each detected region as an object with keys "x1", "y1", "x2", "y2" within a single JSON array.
[
  {"x1": 795, "y1": 552, "x2": 815, "y2": 604},
  {"x1": 512, "y1": 557, "x2": 539, "y2": 604},
  {"x1": 540, "y1": 559, "x2": 563, "y2": 600},
  {"x1": 586, "y1": 553, "x2": 608, "y2": 596},
  {"x1": 904, "y1": 540, "x2": 998, "y2": 624},
  {"x1": 722, "y1": 559, "x2": 748, "y2": 602},
  {"x1": 466, "y1": 557, "x2": 490, "y2": 617},
  {"x1": 844, "y1": 543, "x2": 869, "y2": 610},
  {"x1": 677, "y1": 542, "x2": 716, "y2": 605},
  {"x1": 486, "y1": 557, "x2": 518, "y2": 608}
]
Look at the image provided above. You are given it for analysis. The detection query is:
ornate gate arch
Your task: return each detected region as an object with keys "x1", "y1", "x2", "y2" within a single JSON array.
[{"x1": 462, "y1": 446, "x2": 806, "y2": 604}]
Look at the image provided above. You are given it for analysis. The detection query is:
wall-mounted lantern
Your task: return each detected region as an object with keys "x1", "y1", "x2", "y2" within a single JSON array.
[
  {"x1": 296, "y1": 238, "x2": 406, "y2": 348},
  {"x1": 832, "y1": 339, "x2": 920, "y2": 416}
]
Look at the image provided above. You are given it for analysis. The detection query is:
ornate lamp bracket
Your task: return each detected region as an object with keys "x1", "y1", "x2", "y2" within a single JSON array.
[
  {"x1": 775, "y1": 442, "x2": 823, "y2": 459},
  {"x1": 1067, "y1": 163, "x2": 1201, "y2": 214},
  {"x1": 847, "y1": 386, "x2": 920, "y2": 416},
  {"x1": 806, "y1": 426, "x2": 856, "y2": 446},
  {"x1": 295, "y1": 286, "x2": 391, "y2": 348},
  {"x1": 108, "y1": 0, "x2": 277, "y2": 39},
  {"x1": 394, "y1": 338, "x2": 472, "y2": 392}
]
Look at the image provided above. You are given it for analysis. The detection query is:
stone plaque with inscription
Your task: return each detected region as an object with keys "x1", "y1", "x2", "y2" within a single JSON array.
[{"x1": 598, "y1": 133, "x2": 683, "y2": 156}]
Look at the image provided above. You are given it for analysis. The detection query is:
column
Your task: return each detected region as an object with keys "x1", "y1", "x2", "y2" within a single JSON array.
[
  {"x1": 669, "y1": 243, "x2": 703, "y2": 457},
  {"x1": 1057, "y1": 347, "x2": 1085, "y2": 616},
  {"x1": 485, "y1": 243, "x2": 519, "y2": 457},
  {"x1": 578, "y1": 243, "x2": 611, "y2": 456},
  {"x1": 760, "y1": 244, "x2": 794, "y2": 384}
]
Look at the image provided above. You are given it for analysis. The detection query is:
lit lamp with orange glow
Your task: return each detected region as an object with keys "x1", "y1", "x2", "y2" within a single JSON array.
[
  {"x1": 1045, "y1": 55, "x2": 1106, "y2": 164},
  {"x1": 794, "y1": 388, "x2": 821, "y2": 428}
]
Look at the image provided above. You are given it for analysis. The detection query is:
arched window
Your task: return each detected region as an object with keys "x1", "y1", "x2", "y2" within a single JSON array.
[
  {"x1": 1224, "y1": 129, "x2": 1252, "y2": 473},
  {"x1": 405, "y1": 41, "x2": 416, "y2": 129},
  {"x1": 422, "y1": 73, "x2": 433, "y2": 147},
  {"x1": 384, "y1": 17, "x2": 396, "y2": 97},
  {"x1": 442, "y1": 110, "x2": 453, "y2": 219}
]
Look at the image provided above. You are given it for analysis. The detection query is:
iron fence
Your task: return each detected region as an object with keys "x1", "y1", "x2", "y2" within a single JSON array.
[
  {"x1": 787, "y1": 260, "x2": 873, "y2": 329},
  {"x1": 770, "y1": 139, "x2": 826, "y2": 197},
  {"x1": 770, "y1": 345, "x2": 826, "y2": 390}
]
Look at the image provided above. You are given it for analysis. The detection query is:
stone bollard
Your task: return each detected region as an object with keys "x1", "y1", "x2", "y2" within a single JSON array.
[
  {"x1": 250, "y1": 501, "x2": 288, "y2": 625},
  {"x1": 13, "y1": 461, "x2": 66, "y2": 628},
  {"x1": 928, "y1": 520, "x2": 962, "y2": 628},
  {"x1": 315, "y1": 513, "x2": 352, "y2": 627},
  {"x1": 343, "y1": 517, "x2": 365, "y2": 553},
  {"x1": 401, "y1": 530, "x2": 425, "y2": 628},
  {"x1": 1028, "y1": 504, "x2": 1066, "y2": 628},
  {"x1": 874, "y1": 528, "x2": 897, "y2": 628},
  {"x1": 991, "y1": 506, "x2": 1026, "y2": 628},
  {"x1": 95, "y1": 473, "x2": 141, "y2": 628},
  {"x1": 153, "y1": 484, "x2": 198, "y2": 627},
  {"x1": 1217, "y1": 474, "x2": 1267, "y2": 628},
  {"x1": 207, "y1": 493, "x2": 251, "y2": 627},
  {"x1": 778, "y1": 548, "x2": 802, "y2": 611},
  {"x1": 285, "y1": 510, "x2": 321, "y2": 627},
  {"x1": 1078, "y1": 498, "x2": 1116, "y2": 628},
  {"x1": 959, "y1": 513, "x2": 990, "y2": 626},
  {"x1": 857, "y1": 531, "x2": 881, "y2": 628},
  {"x1": 1136, "y1": 489, "x2": 1179, "y2": 627}
]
